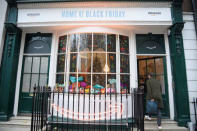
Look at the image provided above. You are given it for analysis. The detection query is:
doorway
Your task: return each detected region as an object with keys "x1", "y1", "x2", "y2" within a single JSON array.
[
  {"x1": 137, "y1": 56, "x2": 169, "y2": 117},
  {"x1": 18, "y1": 33, "x2": 52, "y2": 113}
]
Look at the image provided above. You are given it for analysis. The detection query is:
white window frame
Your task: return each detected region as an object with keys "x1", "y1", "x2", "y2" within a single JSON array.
[{"x1": 55, "y1": 29, "x2": 132, "y2": 93}]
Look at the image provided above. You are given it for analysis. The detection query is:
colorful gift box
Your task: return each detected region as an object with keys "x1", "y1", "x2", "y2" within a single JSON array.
[{"x1": 80, "y1": 82, "x2": 87, "y2": 87}]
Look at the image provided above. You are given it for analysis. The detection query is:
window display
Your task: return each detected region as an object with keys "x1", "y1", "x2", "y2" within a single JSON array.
[{"x1": 56, "y1": 33, "x2": 130, "y2": 94}]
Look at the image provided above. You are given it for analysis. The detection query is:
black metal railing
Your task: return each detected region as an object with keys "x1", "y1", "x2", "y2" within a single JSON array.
[
  {"x1": 31, "y1": 86, "x2": 144, "y2": 131},
  {"x1": 192, "y1": 97, "x2": 197, "y2": 131}
]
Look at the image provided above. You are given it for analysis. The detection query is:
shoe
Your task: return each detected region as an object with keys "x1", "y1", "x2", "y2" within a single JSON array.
[
  {"x1": 144, "y1": 115, "x2": 152, "y2": 120},
  {"x1": 158, "y1": 126, "x2": 162, "y2": 130}
]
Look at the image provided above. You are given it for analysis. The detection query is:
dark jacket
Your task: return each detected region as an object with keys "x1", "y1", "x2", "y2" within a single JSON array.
[{"x1": 146, "y1": 78, "x2": 164, "y2": 109}]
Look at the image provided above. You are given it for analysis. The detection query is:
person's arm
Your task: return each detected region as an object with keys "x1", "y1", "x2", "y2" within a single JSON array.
[{"x1": 146, "y1": 79, "x2": 152, "y2": 100}]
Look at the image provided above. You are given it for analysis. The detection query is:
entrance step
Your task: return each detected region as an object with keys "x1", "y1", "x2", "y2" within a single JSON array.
[
  {"x1": 145, "y1": 119, "x2": 189, "y2": 131},
  {"x1": 0, "y1": 116, "x2": 31, "y2": 131}
]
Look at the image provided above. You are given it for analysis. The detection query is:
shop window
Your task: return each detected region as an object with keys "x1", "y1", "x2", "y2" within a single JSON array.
[{"x1": 56, "y1": 33, "x2": 130, "y2": 94}]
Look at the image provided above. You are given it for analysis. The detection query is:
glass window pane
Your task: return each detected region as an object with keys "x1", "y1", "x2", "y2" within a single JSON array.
[
  {"x1": 119, "y1": 35, "x2": 129, "y2": 53},
  {"x1": 24, "y1": 34, "x2": 52, "y2": 54},
  {"x1": 93, "y1": 74, "x2": 106, "y2": 93},
  {"x1": 22, "y1": 74, "x2": 31, "y2": 92},
  {"x1": 136, "y1": 34, "x2": 166, "y2": 54},
  {"x1": 58, "y1": 35, "x2": 67, "y2": 53},
  {"x1": 32, "y1": 57, "x2": 40, "y2": 73},
  {"x1": 138, "y1": 60, "x2": 146, "y2": 76},
  {"x1": 57, "y1": 55, "x2": 65, "y2": 72},
  {"x1": 120, "y1": 55, "x2": 130, "y2": 73},
  {"x1": 56, "y1": 74, "x2": 64, "y2": 85},
  {"x1": 78, "y1": 53, "x2": 92, "y2": 72},
  {"x1": 93, "y1": 34, "x2": 106, "y2": 52},
  {"x1": 147, "y1": 59, "x2": 155, "y2": 75},
  {"x1": 138, "y1": 60, "x2": 147, "y2": 84},
  {"x1": 107, "y1": 53, "x2": 116, "y2": 73},
  {"x1": 70, "y1": 53, "x2": 77, "y2": 72},
  {"x1": 40, "y1": 57, "x2": 48, "y2": 73},
  {"x1": 40, "y1": 74, "x2": 48, "y2": 86},
  {"x1": 156, "y1": 75, "x2": 165, "y2": 94},
  {"x1": 120, "y1": 75, "x2": 130, "y2": 93},
  {"x1": 79, "y1": 34, "x2": 92, "y2": 51},
  {"x1": 93, "y1": 53, "x2": 106, "y2": 73},
  {"x1": 78, "y1": 74, "x2": 91, "y2": 94},
  {"x1": 156, "y1": 58, "x2": 164, "y2": 75},
  {"x1": 70, "y1": 34, "x2": 79, "y2": 52},
  {"x1": 30, "y1": 74, "x2": 39, "y2": 92},
  {"x1": 24, "y1": 57, "x2": 32, "y2": 73},
  {"x1": 107, "y1": 34, "x2": 116, "y2": 52},
  {"x1": 107, "y1": 74, "x2": 116, "y2": 93}
]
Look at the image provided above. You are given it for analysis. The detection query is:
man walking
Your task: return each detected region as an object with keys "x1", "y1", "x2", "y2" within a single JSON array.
[{"x1": 145, "y1": 73, "x2": 163, "y2": 129}]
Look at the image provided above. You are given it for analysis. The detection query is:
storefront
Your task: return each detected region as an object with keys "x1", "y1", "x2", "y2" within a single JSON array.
[{"x1": 0, "y1": 0, "x2": 191, "y2": 126}]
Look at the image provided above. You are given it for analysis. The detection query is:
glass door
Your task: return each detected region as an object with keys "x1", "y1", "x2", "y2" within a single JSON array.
[
  {"x1": 137, "y1": 56, "x2": 169, "y2": 117},
  {"x1": 18, "y1": 33, "x2": 52, "y2": 113}
]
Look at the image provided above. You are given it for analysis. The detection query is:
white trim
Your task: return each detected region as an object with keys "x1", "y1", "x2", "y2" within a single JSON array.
[
  {"x1": 133, "y1": 33, "x2": 138, "y2": 88},
  {"x1": 164, "y1": 33, "x2": 174, "y2": 120},
  {"x1": 48, "y1": 32, "x2": 56, "y2": 87},
  {"x1": 130, "y1": 32, "x2": 137, "y2": 88},
  {"x1": 13, "y1": 32, "x2": 26, "y2": 116},
  {"x1": 18, "y1": 21, "x2": 172, "y2": 28}
]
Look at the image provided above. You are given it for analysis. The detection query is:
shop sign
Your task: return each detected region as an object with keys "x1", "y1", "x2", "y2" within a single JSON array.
[{"x1": 18, "y1": 8, "x2": 171, "y2": 23}]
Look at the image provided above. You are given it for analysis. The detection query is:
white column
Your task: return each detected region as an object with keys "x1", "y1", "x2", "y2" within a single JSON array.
[
  {"x1": 48, "y1": 32, "x2": 58, "y2": 89},
  {"x1": 165, "y1": 33, "x2": 175, "y2": 120},
  {"x1": 130, "y1": 32, "x2": 137, "y2": 89},
  {"x1": 13, "y1": 32, "x2": 26, "y2": 116}
]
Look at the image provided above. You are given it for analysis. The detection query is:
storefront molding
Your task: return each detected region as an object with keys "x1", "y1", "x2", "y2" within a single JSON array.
[
  {"x1": 169, "y1": 1, "x2": 191, "y2": 125},
  {"x1": 17, "y1": 21, "x2": 173, "y2": 28}
]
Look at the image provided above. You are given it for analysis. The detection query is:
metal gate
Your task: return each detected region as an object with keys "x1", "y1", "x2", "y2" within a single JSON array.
[{"x1": 31, "y1": 86, "x2": 144, "y2": 131}]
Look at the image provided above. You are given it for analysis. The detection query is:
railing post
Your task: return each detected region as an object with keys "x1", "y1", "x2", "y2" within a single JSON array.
[
  {"x1": 194, "y1": 98, "x2": 197, "y2": 131},
  {"x1": 139, "y1": 89, "x2": 144, "y2": 131},
  {"x1": 31, "y1": 86, "x2": 37, "y2": 131}
]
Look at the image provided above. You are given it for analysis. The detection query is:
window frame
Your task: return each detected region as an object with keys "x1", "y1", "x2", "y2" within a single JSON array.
[{"x1": 55, "y1": 32, "x2": 131, "y2": 94}]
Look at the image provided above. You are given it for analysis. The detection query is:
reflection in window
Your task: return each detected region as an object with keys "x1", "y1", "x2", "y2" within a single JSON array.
[
  {"x1": 70, "y1": 54, "x2": 77, "y2": 72},
  {"x1": 93, "y1": 34, "x2": 106, "y2": 51},
  {"x1": 56, "y1": 33, "x2": 130, "y2": 94},
  {"x1": 57, "y1": 55, "x2": 65, "y2": 72},
  {"x1": 78, "y1": 53, "x2": 92, "y2": 72},
  {"x1": 107, "y1": 34, "x2": 116, "y2": 52},
  {"x1": 56, "y1": 74, "x2": 64, "y2": 85},
  {"x1": 120, "y1": 55, "x2": 130, "y2": 73},
  {"x1": 120, "y1": 75, "x2": 130, "y2": 93},
  {"x1": 79, "y1": 34, "x2": 92, "y2": 51},
  {"x1": 137, "y1": 56, "x2": 166, "y2": 95},
  {"x1": 93, "y1": 53, "x2": 106, "y2": 73},
  {"x1": 70, "y1": 34, "x2": 79, "y2": 52},
  {"x1": 120, "y1": 35, "x2": 129, "y2": 53},
  {"x1": 58, "y1": 36, "x2": 67, "y2": 53},
  {"x1": 108, "y1": 54, "x2": 116, "y2": 73}
]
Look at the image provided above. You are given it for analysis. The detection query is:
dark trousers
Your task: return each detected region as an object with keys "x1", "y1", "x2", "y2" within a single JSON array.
[{"x1": 148, "y1": 108, "x2": 162, "y2": 126}]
